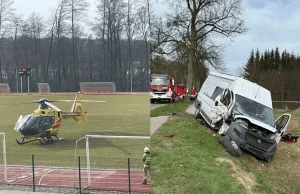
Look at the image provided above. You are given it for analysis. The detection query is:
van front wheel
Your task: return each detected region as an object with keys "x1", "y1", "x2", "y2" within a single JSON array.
[{"x1": 220, "y1": 135, "x2": 243, "y2": 158}]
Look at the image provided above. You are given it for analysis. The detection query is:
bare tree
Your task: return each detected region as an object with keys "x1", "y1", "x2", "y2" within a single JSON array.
[
  {"x1": 0, "y1": 0, "x2": 150, "y2": 92},
  {"x1": 154, "y1": 0, "x2": 247, "y2": 96},
  {"x1": 0, "y1": 0, "x2": 15, "y2": 82},
  {"x1": 67, "y1": 0, "x2": 89, "y2": 90}
]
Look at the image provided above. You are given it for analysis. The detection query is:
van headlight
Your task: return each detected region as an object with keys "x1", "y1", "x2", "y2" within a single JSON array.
[
  {"x1": 150, "y1": 92, "x2": 153, "y2": 97},
  {"x1": 167, "y1": 91, "x2": 172, "y2": 97}
]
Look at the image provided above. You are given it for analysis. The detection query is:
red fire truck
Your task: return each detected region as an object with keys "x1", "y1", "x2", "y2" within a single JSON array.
[
  {"x1": 175, "y1": 84, "x2": 187, "y2": 100},
  {"x1": 150, "y1": 74, "x2": 186, "y2": 104}
]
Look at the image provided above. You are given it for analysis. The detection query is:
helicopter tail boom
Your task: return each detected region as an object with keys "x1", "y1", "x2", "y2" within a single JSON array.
[{"x1": 62, "y1": 92, "x2": 87, "y2": 124}]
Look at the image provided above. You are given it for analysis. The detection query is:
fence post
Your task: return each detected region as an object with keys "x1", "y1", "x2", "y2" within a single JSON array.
[
  {"x1": 128, "y1": 158, "x2": 131, "y2": 194},
  {"x1": 32, "y1": 154, "x2": 35, "y2": 192},
  {"x1": 78, "y1": 156, "x2": 81, "y2": 194}
]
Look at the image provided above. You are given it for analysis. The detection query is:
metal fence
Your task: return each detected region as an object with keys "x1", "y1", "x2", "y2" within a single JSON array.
[{"x1": 0, "y1": 154, "x2": 150, "y2": 194}]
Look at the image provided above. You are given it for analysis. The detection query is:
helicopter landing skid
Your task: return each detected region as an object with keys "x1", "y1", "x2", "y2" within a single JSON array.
[
  {"x1": 16, "y1": 137, "x2": 38, "y2": 145},
  {"x1": 37, "y1": 135, "x2": 65, "y2": 145}
]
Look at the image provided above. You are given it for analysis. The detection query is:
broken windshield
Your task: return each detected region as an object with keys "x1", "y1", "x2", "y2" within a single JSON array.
[{"x1": 233, "y1": 94, "x2": 275, "y2": 127}]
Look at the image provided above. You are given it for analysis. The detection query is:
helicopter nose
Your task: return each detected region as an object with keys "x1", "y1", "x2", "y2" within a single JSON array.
[{"x1": 19, "y1": 126, "x2": 36, "y2": 136}]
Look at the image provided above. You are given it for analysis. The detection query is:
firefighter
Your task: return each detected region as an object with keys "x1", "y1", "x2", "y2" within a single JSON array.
[
  {"x1": 142, "y1": 147, "x2": 151, "y2": 184},
  {"x1": 190, "y1": 86, "x2": 197, "y2": 100}
]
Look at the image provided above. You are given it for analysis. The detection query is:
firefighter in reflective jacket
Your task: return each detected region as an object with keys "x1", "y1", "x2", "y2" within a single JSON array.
[{"x1": 142, "y1": 147, "x2": 151, "y2": 184}]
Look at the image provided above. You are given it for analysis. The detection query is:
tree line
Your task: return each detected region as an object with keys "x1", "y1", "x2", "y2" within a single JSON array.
[
  {"x1": 243, "y1": 48, "x2": 300, "y2": 101},
  {"x1": 0, "y1": 0, "x2": 150, "y2": 92}
]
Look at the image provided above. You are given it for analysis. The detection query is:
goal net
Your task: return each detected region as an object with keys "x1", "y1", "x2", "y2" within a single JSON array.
[
  {"x1": 0, "y1": 133, "x2": 7, "y2": 182},
  {"x1": 0, "y1": 83, "x2": 10, "y2": 94},
  {"x1": 73, "y1": 135, "x2": 150, "y2": 190},
  {"x1": 37, "y1": 83, "x2": 50, "y2": 94},
  {"x1": 79, "y1": 82, "x2": 116, "y2": 94}
]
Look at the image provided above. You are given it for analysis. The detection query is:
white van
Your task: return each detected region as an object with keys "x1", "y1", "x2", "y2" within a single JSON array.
[{"x1": 194, "y1": 72, "x2": 291, "y2": 161}]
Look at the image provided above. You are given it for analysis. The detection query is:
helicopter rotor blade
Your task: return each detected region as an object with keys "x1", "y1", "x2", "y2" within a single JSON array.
[
  {"x1": 44, "y1": 101, "x2": 62, "y2": 112},
  {"x1": 0, "y1": 99, "x2": 106, "y2": 108},
  {"x1": 30, "y1": 100, "x2": 58, "y2": 103},
  {"x1": 48, "y1": 100, "x2": 107, "y2": 103},
  {"x1": 0, "y1": 102, "x2": 33, "y2": 107}
]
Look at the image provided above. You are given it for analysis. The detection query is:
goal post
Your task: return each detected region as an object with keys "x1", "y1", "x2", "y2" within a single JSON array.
[
  {"x1": 0, "y1": 133, "x2": 7, "y2": 182},
  {"x1": 74, "y1": 135, "x2": 150, "y2": 188},
  {"x1": 0, "y1": 83, "x2": 10, "y2": 94},
  {"x1": 37, "y1": 83, "x2": 50, "y2": 94},
  {"x1": 79, "y1": 82, "x2": 116, "y2": 94}
]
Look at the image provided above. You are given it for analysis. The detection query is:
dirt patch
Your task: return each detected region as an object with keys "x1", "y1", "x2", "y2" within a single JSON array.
[
  {"x1": 162, "y1": 140, "x2": 172, "y2": 147},
  {"x1": 216, "y1": 157, "x2": 258, "y2": 194}
]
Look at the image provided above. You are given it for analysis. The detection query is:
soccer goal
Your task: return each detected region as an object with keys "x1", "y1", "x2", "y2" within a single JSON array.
[
  {"x1": 37, "y1": 83, "x2": 50, "y2": 94},
  {"x1": 0, "y1": 133, "x2": 7, "y2": 182},
  {"x1": 73, "y1": 135, "x2": 150, "y2": 188},
  {"x1": 79, "y1": 82, "x2": 116, "y2": 94},
  {"x1": 0, "y1": 83, "x2": 10, "y2": 94}
]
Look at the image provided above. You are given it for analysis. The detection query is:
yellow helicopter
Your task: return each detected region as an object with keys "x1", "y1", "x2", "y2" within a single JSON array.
[{"x1": 13, "y1": 92, "x2": 105, "y2": 145}]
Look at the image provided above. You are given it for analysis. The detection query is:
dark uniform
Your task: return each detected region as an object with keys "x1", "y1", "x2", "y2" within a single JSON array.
[{"x1": 142, "y1": 150, "x2": 150, "y2": 184}]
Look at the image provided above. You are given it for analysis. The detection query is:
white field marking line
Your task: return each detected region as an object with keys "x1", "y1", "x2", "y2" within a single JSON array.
[
  {"x1": 93, "y1": 170, "x2": 115, "y2": 179},
  {"x1": 10, "y1": 169, "x2": 51, "y2": 184},
  {"x1": 4, "y1": 167, "x2": 35, "y2": 182},
  {"x1": 38, "y1": 169, "x2": 56, "y2": 185}
]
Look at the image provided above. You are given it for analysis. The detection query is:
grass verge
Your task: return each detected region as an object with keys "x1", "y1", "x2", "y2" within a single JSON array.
[
  {"x1": 150, "y1": 100, "x2": 192, "y2": 117},
  {"x1": 151, "y1": 115, "x2": 246, "y2": 194}
]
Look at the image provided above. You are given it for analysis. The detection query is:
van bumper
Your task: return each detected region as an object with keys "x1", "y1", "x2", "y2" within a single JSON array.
[{"x1": 226, "y1": 123, "x2": 277, "y2": 161}]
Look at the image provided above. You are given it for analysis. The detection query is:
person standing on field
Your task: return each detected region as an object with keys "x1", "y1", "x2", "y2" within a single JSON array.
[{"x1": 142, "y1": 147, "x2": 151, "y2": 184}]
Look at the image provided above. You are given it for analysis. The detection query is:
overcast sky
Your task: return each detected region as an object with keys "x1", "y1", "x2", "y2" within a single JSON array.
[
  {"x1": 12, "y1": 0, "x2": 300, "y2": 75},
  {"x1": 153, "y1": 0, "x2": 300, "y2": 75},
  {"x1": 12, "y1": 0, "x2": 97, "y2": 34}
]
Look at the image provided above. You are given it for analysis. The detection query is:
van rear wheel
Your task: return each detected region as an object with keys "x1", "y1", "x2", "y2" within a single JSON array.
[{"x1": 220, "y1": 135, "x2": 243, "y2": 158}]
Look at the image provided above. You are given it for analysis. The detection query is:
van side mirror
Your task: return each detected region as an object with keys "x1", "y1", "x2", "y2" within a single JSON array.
[{"x1": 215, "y1": 101, "x2": 218, "y2": 106}]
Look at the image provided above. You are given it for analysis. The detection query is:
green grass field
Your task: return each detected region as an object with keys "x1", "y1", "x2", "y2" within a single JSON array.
[
  {"x1": 0, "y1": 94, "x2": 150, "y2": 169},
  {"x1": 151, "y1": 105, "x2": 300, "y2": 194}
]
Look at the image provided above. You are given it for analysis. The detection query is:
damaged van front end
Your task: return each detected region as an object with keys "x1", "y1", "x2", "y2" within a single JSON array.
[
  {"x1": 195, "y1": 72, "x2": 292, "y2": 162},
  {"x1": 223, "y1": 118, "x2": 278, "y2": 161}
]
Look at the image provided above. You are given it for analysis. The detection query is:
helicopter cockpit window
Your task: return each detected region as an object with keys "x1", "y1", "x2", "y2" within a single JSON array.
[
  {"x1": 25, "y1": 115, "x2": 41, "y2": 127},
  {"x1": 15, "y1": 115, "x2": 32, "y2": 130},
  {"x1": 18, "y1": 115, "x2": 32, "y2": 127}
]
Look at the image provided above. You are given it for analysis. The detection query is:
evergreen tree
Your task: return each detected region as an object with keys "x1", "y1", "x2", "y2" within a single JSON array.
[
  {"x1": 280, "y1": 49, "x2": 287, "y2": 71},
  {"x1": 274, "y1": 47, "x2": 280, "y2": 70},
  {"x1": 290, "y1": 52, "x2": 296, "y2": 70},
  {"x1": 243, "y1": 49, "x2": 255, "y2": 80},
  {"x1": 255, "y1": 48, "x2": 260, "y2": 67},
  {"x1": 270, "y1": 49, "x2": 275, "y2": 69}
]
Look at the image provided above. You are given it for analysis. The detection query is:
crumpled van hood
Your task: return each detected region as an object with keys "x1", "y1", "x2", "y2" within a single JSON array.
[{"x1": 235, "y1": 115, "x2": 276, "y2": 133}]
